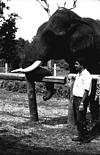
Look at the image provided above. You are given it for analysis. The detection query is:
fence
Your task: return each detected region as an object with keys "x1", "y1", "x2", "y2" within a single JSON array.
[{"x1": 0, "y1": 72, "x2": 99, "y2": 122}]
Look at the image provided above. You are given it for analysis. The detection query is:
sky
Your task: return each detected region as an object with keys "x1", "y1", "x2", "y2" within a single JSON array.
[{"x1": 7, "y1": 0, "x2": 100, "y2": 42}]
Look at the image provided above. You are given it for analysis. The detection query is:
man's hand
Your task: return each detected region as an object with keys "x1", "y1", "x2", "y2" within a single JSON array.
[{"x1": 79, "y1": 102, "x2": 84, "y2": 111}]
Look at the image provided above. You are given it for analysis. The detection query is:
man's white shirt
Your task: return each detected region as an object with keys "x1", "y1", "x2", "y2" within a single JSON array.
[{"x1": 73, "y1": 69, "x2": 92, "y2": 97}]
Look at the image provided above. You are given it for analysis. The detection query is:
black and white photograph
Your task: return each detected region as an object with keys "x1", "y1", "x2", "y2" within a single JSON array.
[{"x1": 0, "y1": 0, "x2": 100, "y2": 154}]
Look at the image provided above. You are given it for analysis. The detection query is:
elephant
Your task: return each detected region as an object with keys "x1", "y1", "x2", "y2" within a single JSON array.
[
  {"x1": 12, "y1": 8, "x2": 100, "y2": 119},
  {"x1": 12, "y1": 7, "x2": 100, "y2": 73}
]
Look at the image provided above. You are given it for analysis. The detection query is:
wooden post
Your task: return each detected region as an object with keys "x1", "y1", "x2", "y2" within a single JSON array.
[
  {"x1": 5, "y1": 63, "x2": 8, "y2": 73},
  {"x1": 47, "y1": 59, "x2": 54, "y2": 73},
  {"x1": 68, "y1": 77, "x2": 75, "y2": 125},
  {"x1": 54, "y1": 63, "x2": 56, "y2": 76},
  {"x1": 26, "y1": 79, "x2": 38, "y2": 121},
  {"x1": 47, "y1": 60, "x2": 53, "y2": 72}
]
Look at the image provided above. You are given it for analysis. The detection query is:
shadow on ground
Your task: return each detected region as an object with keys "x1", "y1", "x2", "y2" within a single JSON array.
[
  {"x1": 42, "y1": 116, "x2": 68, "y2": 125},
  {"x1": 0, "y1": 134, "x2": 91, "y2": 155}
]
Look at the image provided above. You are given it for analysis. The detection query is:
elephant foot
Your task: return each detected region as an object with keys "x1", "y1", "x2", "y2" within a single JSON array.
[{"x1": 43, "y1": 89, "x2": 55, "y2": 101}]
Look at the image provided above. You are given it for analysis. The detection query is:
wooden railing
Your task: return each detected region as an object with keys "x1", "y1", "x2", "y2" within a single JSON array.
[
  {"x1": 0, "y1": 73, "x2": 66, "y2": 121},
  {"x1": 0, "y1": 72, "x2": 99, "y2": 122}
]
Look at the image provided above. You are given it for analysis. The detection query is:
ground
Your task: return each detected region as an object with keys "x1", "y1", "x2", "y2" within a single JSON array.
[{"x1": 0, "y1": 89, "x2": 100, "y2": 155}]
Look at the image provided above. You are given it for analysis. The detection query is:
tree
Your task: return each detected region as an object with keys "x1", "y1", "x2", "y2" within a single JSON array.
[
  {"x1": 14, "y1": 38, "x2": 30, "y2": 70},
  {"x1": 36, "y1": 0, "x2": 51, "y2": 17},
  {"x1": 0, "y1": 0, "x2": 11, "y2": 24},
  {"x1": 0, "y1": 0, "x2": 19, "y2": 70},
  {"x1": 0, "y1": 13, "x2": 18, "y2": 68},
  {"x1": 36, "y1": 0, "x2": 78, "y2": 15}
]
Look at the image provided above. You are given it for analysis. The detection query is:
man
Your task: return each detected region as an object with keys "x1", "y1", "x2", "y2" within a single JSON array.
[{"x1": 72, "y1": 57, "x2": 92, "y2": 143}]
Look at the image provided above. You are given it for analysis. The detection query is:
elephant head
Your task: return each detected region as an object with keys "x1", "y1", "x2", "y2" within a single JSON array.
[{"x1": 12, "y1": 8, "x2": 100, "y2": 73}]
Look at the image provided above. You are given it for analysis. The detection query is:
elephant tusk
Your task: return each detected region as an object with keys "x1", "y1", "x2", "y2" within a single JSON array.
[
  {"x1": 22, "y1": 60, "x2": 42, "y2": 72},
  {"x1": 11, "y1": 60, "x2": 42, "y2": 73},
  {"x1": 11, "y1": 68, "x2": 23, "y2": 73}
]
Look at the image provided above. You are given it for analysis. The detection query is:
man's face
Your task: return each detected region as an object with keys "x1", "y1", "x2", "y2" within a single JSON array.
[{"x1": 74, "y1": 61, "x2": 83, "y2": 72}]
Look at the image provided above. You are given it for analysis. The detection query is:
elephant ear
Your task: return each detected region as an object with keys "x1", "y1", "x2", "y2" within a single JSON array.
[{"x1": 69, "y1": 23, "x2": 94, "y2": 53}]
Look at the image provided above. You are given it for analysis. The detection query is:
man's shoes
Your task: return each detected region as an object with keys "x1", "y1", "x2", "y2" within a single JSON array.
[
  {"x1": 79, "y1": 136, "x2": 91, "y2": 144},
  {"x1": 43, "y1": 89, "x2": 55, "y2": 101},
  {"x1": 79, "y1": 133, "x2": 95, "y2": 144},
  {"x1": 72, "y1": 135, "x2": 91, "y2": 144},
  {"x1": 72, "y1": 136, "x2": 83, "y2": 142}
]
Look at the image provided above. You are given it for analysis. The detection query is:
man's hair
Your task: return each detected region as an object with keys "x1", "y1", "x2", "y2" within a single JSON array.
[{"x1": 76, "y1": 57, "x2": 87, "y2": 67}]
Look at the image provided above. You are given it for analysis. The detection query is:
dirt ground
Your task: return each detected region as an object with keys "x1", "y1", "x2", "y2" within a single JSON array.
[{"x1": 0, "y1": 89, "x2": 100, "y2": 155}]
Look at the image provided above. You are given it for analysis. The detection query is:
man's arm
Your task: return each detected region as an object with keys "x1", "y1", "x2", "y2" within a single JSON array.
[
  {"x1": 81, "y1": 90, "x2": 89, "y2": 103},
  {"x1": 79, "y1": 90, "x2": 89, "y2": 111}
]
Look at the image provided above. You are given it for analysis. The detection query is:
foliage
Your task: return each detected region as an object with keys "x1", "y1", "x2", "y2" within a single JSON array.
[
  {"x1": 0, "y1": 80, "x2": 27, "y2": 93},
  {"x1": 0, "y1": 79, "x2": 70, "y2": 98},
  {"x1": 54, "y1": 59, "x2": 69, "y2": 70},
  {"x1": 0, "y1": 0, "x2": 20, "y2": 70},
  {"x1": 0, "y1": 14, "x2": 18, "y2": 63},
  {"x1": 0, "y1": 0, "x2": 10, "y2": 20},
  {"x1": 12, "y1": 38, "x2": 29, "y2": 69}
]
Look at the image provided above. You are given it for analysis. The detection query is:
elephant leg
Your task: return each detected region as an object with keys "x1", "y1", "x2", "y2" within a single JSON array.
[{"x1": 25, "y1": 67, "x2": 55, "y2": 101}]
